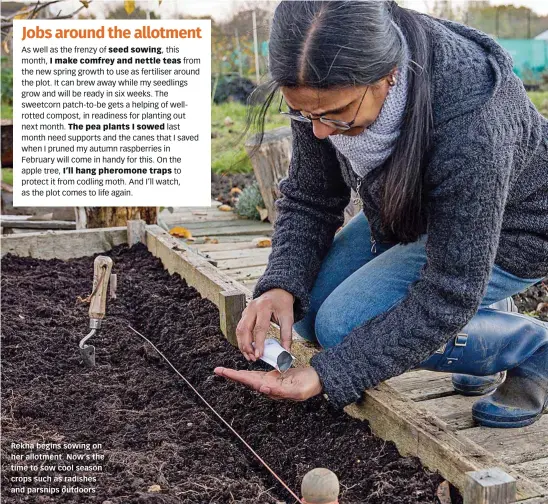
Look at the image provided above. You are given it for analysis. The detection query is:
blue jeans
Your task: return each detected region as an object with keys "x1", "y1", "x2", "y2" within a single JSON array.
[{"x1": 294, "y1": 212, "x2": 545, "y2": 349}]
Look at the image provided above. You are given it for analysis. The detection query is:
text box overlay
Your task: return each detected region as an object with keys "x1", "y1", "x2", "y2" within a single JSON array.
[{"x1": 13, "y1": 20, "x2": 211, "y2": 207}]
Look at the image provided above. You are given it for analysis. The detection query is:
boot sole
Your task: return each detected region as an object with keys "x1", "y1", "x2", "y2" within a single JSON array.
[
  {"x1": 473, "y1": 401, "x2": 548, "y2": 428},
  {"x1": 453, "y1": 372, "x2": 506, "y2": 396}
]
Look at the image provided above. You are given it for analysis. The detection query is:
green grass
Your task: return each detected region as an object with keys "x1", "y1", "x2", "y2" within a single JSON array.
[
  {"x1": 212, "y1": 100, "x2": 289, "y2": 174},
  {"x1": 1, "y1": 101, "x2": 13, "y2": 120},
  {"x1": 528, "y1": 91, "x2": 548, "y2": 117},
  {"x1": 2, "y1": 168, "x2": 13, "y2": 185}
]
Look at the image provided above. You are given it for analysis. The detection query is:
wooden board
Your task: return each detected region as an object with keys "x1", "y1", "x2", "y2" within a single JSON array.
[
  {"x1": 181, "y1": 219, "x2": 264, "y2": 230},
  {"x1": 0, "y1": 217, "x2": 76, "y2": 230},
  {"x1": 204, "y1": 247, "x2": 272, "y2": 260},
  {"x1": 145, "y1": 226, "x2": 251, "y2": 344},
  {"x1": 191, "y1": 234, "x2": 272, "y2": 244},
  {"x1": 462, "y1": 415, "x2": 548, "y2": 466},
  {"x1": 0, "y1": 227, "x2": 127, "y2": 260},
  {"x1": 160, "y1": 211, "x2": 239, "y2": 224},
  {"x1": 217, "y1": 253, "x2": 271, "y2": 270},
  {"x1": 230, "y1": 265, "x2": 269, "y2": 281},
  {"x1": 171, "y1": 207, "x2": 548, "y2": 501},
  {"x1": 240, "y1": 279, "x2": 258, "y2": 290},
  {"x1": 387, "y1": 370, "x2": 455, "y2": 401},
  {"x1": 513, "y1": 458, "x2": 548, "y2": 489},
  {"x1": 417, "y1": 394, "x2": 478, "y2": 430},
  {"x1": 182, "y1": 223, "x2": 273, "y2": 238},
  {"x1": 145, "y1": 225, "x2": 243, "y2": 307},
  {"x1": 194, "y1": 241, "x2": 271, "y2": 252},
  {"x1": 343, "y1": 385, "x2": 545, "y2": 501}
]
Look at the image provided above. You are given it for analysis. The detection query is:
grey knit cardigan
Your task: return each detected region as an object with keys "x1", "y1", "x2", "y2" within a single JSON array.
[{"x1": 253, "y1": 13, "x2": 548, "y2": 409}]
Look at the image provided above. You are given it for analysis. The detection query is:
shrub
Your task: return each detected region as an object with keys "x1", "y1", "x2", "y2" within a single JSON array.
[
  {"x1": 212, "y1": 75, "x2": 255, "y2": 105},
  {"x1": 1, "y1": 57, "x2": 13, "y2": 105},
  {"x1": 234, "y1": 183, "x2": 264, "y2": 220}
]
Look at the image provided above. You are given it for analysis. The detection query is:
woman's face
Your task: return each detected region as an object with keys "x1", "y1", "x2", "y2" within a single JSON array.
[{"x1": 281, "y1": 81, "x2": 391, "y2": 140}]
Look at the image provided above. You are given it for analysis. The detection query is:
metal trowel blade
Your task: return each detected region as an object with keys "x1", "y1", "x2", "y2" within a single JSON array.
[{"x1": 80, "y1": 345, "x2": 96, "y2": 367}]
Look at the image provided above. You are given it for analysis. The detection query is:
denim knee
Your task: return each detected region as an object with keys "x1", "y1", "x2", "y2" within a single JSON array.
[
  {"x1": 314, "y1": 289, "x2": 407, "y2": 349},
  {"x1": 314, "y1": 296, "x2": 377, "y2": 349},
  {"x1": 293, "y1": 315, "x2": 318, "y2": 343},
  {"x1": 314, "y1": 305, "x2": 347, "y2": 349}
]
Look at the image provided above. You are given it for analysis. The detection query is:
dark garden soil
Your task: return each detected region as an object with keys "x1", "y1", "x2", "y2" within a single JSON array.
[
  {"x1": 513, "y1": 279, "x2": 548, "y2": 322},
  {"x1": 1, "y1": 244, "x2": 445, "y2": 504},
  {"x1": 211, "y1": 172, "x2": 256, "y2": 207}
]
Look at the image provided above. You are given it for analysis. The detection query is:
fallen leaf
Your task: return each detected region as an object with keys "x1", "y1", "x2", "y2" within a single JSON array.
[
  {"x1": 218, "y1": 205, "x2": 232, "y2": 212},
  {"x1": 230, "y1": 187, "x2": 242, "y2": 195},
  {"x1": 124, "y1": 0, "x2": 135, "y2": 15},
  {"x1": 210, "y1": 238, "x2": 219, "y2": 244},
  {"x1": 536, "y1": 302, "x2": 548, "y2": 313},
  {"x1": 13, "y1": 7, "x2": 33, "y2": 19},
  {"x1": 169, "y1": 226, "x2": 193, "y2": 239},
  {"x1": 147, "y1": 484, "x2": 161, "y2": 493},
  {"x1": 252, "y1": 237, "x2": 271, "y2": 248},
  {"x1": 256, "y1": 206, "x2": 269, "y2": 222}
]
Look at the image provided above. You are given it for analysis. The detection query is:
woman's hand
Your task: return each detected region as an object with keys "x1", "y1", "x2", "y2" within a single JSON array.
[
  {"x1": 214, "y1": 366, "x2": 323, "y2": 401},
  {"x1": 236, "y1": 288, "x2": 294, "y2": 361}
]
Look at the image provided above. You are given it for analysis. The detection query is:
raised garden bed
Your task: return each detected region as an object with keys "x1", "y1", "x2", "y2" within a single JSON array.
[{"x1": 1, "y1": 243, "x2": 444, "y2": 503}]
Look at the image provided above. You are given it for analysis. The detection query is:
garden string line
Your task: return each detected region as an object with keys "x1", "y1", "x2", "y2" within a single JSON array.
[{"x1": 127, "y1": 325, "x2": 304, "y2": 504}]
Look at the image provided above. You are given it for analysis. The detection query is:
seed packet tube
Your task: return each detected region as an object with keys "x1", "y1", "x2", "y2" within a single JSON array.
[{"x1": 252, "y1": 338, "x2": 295, "y2": 372}]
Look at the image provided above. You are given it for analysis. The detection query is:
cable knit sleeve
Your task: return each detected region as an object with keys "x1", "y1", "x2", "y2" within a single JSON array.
[
  {"x1": 310, "y1": 105, "x2": 518, "y2": 409},
  {"x1": 252, "y1": 120, "x2": 351, "y2": 320}
]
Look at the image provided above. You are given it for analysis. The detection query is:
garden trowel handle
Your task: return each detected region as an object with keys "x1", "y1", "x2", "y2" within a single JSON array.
[{"x1": 89, "y1": 256, "x2": 113, "y2": 320}]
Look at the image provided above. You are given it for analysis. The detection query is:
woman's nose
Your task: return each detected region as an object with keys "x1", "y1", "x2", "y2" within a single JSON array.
[{"x1": 312, "y1": 121, "x2": 337, "y2": 140}]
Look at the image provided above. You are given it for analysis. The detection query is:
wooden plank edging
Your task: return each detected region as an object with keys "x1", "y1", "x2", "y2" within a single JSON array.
[
  {"x1": 0, "y1": 227, "x2": 127, "y2": 260},
  {"x1": 145, "y1": 225, "x2": 247, "y2": 344}
]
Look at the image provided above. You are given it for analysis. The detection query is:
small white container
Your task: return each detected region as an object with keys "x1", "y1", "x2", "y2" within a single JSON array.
[{"x1": 252, "y1": 338, "x2": 295, "y2": 373}]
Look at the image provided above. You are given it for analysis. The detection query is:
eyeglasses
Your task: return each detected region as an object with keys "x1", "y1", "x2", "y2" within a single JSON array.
[{"x1": 278, "y1": 87, "x2": 369, "y2": 131}]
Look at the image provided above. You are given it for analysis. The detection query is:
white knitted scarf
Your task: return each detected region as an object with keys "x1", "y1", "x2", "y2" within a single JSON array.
[{"x1": 329, "y1": 22, "x2": 410, "y2": 178}]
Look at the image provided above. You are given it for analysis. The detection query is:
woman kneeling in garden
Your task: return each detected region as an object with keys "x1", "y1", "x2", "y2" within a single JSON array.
[{"x1": 215, "y1": 0, "x2": 548, "y2": 428}]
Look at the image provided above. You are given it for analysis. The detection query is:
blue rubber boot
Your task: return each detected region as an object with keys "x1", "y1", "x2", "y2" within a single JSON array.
[
  {"x1": 451, "y1": 298, "x2": 517, "y2": 396},
  {"x1": 419, "y1": 309, "x2": 548, "y2": 428},
  {"x1": 451, "y1": 372, "x2": 506, "y2": 396},
  {"x1": 472, "y1": 344, "x2": 548, "y2": 428}
]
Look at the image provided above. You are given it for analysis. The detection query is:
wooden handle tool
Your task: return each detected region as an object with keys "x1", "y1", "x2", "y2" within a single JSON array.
[{"x1": 79, "y1": 256, "x2": 113, "y2": 367}]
